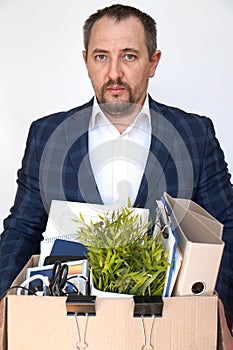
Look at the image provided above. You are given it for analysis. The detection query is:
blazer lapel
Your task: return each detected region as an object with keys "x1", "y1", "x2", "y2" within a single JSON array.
[
  {"x1": 64, "y1": 100, "x2": 103, "y2": 204},
  {"x1": 134, "y1": 97, "x2": 177, "y2": 214}
]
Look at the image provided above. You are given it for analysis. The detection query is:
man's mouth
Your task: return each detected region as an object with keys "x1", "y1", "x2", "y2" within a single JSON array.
[{"x1": 107, "y1": 86, "x2": 126, "y2": 95}]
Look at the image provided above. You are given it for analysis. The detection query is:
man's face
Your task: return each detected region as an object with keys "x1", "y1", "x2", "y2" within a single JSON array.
[{"x1": 83, "y1": 16, "x2": 161, "y2": 117}]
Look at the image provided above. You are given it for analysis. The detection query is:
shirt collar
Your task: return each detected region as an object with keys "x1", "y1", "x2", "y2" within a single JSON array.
[{"x1": 90, "y1": 95, "x2": 151, "y2": 129}]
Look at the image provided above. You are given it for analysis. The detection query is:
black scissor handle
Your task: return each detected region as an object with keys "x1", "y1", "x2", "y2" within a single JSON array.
[
  {"x1": 49, "y1": 261, "x2": 68, "y2": 296},
  {"x1": 58, "y1": 264, "x2": 69, "y2": 292}
]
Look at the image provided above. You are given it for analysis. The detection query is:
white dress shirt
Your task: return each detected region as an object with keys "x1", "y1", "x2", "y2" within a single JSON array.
[{"x1": 88, "y1": 96, "x2": 151, "y2": 206}]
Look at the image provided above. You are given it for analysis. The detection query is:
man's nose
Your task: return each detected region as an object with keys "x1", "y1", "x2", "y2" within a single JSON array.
[{"x1": 108, "y1": 59, "x2": 123, "y2": 81}]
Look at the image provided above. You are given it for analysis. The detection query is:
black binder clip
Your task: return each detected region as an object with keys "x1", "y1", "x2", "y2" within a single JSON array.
[
  {"x1": 133, "y1": 296, "x2": 163, "y2": 317},
  {"x1": 66, "y1": 295, "x2": 96, "y2": 316}
]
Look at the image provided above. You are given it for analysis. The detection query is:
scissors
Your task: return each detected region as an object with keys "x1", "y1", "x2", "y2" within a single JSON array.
[{"x1": 48, "y1": 261, "x2": 69, "y2": 296}]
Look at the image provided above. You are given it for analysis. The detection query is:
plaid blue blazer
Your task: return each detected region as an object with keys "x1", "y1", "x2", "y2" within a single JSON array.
[{"x1": 1, "y1": 96, "x2": 233, "y2": 329}]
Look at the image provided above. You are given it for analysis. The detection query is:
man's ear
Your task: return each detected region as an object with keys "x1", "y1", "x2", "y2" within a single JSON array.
[
  {"x1": 82, "y1": 50, "x2": 87, "y2": 65},
  {"x1": 149, "y1": 50, "x2": 161, "y2": 78}
]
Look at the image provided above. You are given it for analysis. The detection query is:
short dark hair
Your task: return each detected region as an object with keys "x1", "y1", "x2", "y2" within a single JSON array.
[{"x1": 83, "y1": 4, "x2": 157, "y2": 59}]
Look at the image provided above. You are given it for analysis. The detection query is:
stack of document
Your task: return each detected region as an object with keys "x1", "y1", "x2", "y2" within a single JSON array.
[{"x1": 154, "y1": 198, "x2": 182, "y2": 297}]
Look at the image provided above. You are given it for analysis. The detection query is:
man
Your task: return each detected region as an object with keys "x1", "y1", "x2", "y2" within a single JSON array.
[{"x1": 0, "y1": 4, "x2": 232, "y2": 332}]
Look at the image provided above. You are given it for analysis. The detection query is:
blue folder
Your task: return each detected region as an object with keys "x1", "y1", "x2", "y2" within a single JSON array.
[{"x1": 50, "y1": 239, "x2": 88, "y2": 257}]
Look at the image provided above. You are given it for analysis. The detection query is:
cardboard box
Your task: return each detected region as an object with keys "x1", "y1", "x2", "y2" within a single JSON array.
[{"x1": 1, "y1": 256, "x2": 231, "y2": 350}]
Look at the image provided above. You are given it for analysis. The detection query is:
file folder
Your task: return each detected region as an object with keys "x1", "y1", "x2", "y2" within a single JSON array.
[
  {"x1": 50, "y1": 239, "x2": 88, "y2": 258},
  {"x1": 163, "y1": 193, "x2": 224, "y2": 296}
]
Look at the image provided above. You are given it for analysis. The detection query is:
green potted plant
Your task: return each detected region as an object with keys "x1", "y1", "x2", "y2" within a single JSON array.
[{"x1": 76, "y1": 205, "x2": 169, "y2": 296}]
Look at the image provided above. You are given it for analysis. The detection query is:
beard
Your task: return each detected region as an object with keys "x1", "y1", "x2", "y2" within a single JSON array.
[{"x1": 98, "y1": 79, "x2": 136, "y2": 117}]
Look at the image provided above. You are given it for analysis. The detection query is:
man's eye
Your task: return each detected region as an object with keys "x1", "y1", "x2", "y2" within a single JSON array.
[
  {"x1": 96, "y1": 55, "x2": 106, "y2": 61},
  {"x1": 125, "y1": 54, "x2": 135, "y2": 60}
]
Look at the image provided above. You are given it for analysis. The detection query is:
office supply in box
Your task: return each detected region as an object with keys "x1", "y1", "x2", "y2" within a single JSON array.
[
  {"x1": 1, "y1": 255, "x2": 225, "y2": 350},
  {"x1": 39, "y1": 200, "x2": 150, "y2": 265},
  {"x1": 50, "y1": 239, "x2": 88, "y2": 258},
  {"x1": 163, "y1": 192, "x2": 224, "y2": 296},
  {"x1": 24, "y1": 259, "x2": 89, "y2": 296},
  {"x1": 154, "y1": 200, "x2": 182, "y2": 297},
  {"x1": 44, "y1": 255, "x2": 82, "y2": 265}
]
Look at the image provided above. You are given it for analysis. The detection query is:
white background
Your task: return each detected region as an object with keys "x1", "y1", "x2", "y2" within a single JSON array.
[{"x1": 0, "y1": 0, "x2": 233, "y2": 232}]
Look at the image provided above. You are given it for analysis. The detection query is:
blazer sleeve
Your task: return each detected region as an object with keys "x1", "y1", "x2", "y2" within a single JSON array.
[
  {"x1": 0, "y1": 121, "x2": 48, "y2": 297},
  {"x1": 193, "y1": 117, "x2": 233, "y2": 330},
  {"x1": 193, "y1": 117, "x2": 233, "y2": 226}
]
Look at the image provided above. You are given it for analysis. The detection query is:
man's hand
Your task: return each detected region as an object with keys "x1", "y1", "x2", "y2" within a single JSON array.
[
  {"x1": 0, "y1": 298, "x2": 3, "y2": 328},
  {"x1": 0, "y1": 298, "x2": 4, "y2": 344},
  {"x1": 218, "y1": 299, "x2": 233, "y2": 348}
]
